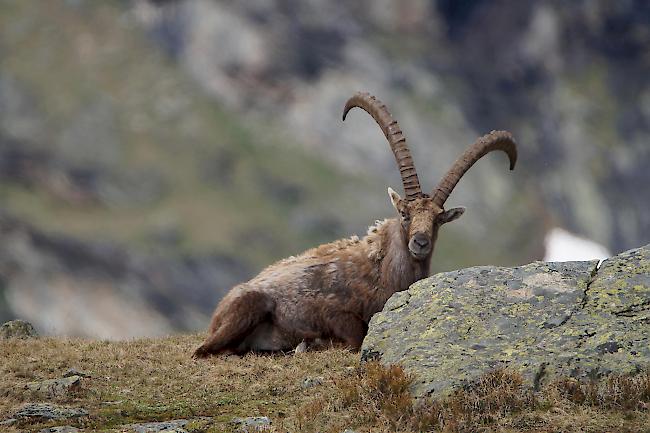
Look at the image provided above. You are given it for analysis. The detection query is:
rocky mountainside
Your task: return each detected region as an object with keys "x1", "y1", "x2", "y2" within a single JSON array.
[
  {"x1": 0, "y1": 212, "x2": 252, "y2": 337},
  {"x1": 139, "y1": 0, "x2": 650, "y2": 253},
  {"x1": 0, "y1": 0, "x2": 648, "y2": 336}
]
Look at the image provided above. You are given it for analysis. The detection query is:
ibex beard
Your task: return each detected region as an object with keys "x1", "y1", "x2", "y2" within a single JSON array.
[{"x1": 193, "y1": 92, "x2": 517, "y2": 358}]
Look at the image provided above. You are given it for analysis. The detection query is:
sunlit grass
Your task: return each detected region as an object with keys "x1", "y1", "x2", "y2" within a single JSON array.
[{"x1": 1, "y1": 335, "x2": 649, "y2": 432}]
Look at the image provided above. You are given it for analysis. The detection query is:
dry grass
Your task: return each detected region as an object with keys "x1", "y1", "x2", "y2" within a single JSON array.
[{"x1": 1, "y1": 335, "x2": 649, "y2": 432}]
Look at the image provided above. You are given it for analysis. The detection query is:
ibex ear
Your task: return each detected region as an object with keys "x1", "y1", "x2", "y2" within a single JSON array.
[
  {"x1": 387, "y1": 187, "x2": 402, "y2": 211},
  {"x1": 438, "y1": 207, "x2": 465, "y2": 225}
]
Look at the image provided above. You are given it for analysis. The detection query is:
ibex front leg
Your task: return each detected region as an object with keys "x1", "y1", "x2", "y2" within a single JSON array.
[{"x1": 327, "y1": 312, "x2": 367, "y2": 351}]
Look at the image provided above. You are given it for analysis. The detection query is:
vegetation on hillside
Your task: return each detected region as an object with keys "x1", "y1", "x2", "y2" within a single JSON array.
[
  {"x1": 0, "y1": 1, "x2": 372, "y2": 269},
  {"x1": 1, "y1": 336, "x2": 648, "y2": 432}
]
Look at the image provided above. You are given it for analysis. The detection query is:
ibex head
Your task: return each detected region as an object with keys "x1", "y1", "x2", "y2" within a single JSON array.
[
  {"x1": 386, "y1": 189, "x2": 464, "y2": 260},
  {"x1": 343, "y1": 92, "x2": 517, "y2": 261}
]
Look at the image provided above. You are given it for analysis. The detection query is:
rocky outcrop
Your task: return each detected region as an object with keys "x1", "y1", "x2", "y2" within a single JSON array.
[
  {"x1": 231, "y1": 416, "x2": 272, "y2": 432},
  {"x1": 125, "y1": 418, "x2": 191, "y2": 433},
  {"x1": 11, "y1": 403, "x2": 88, "y2": 422},
  {"x1": 25, "y1": 376, "x2": 82, "y2": 399},
  {"x1": 38, "y1": 425, "x2": 79, "y2": 433},
  {"x1": 362, "y1": 244, "x2": 650, "y2": 398},
  {"x1": 39, "y1": 427, "x2": 79, "y2": 433},
  {"x1": 0, "y1": 319, "x2": 37, "y2": 339}
]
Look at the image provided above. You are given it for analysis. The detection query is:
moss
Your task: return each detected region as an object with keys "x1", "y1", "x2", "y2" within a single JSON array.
[{"x1": 364, "y1": 249, "x2": 650, "y2": 400}]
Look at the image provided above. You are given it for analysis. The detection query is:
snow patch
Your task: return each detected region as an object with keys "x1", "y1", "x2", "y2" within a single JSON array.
[{"x1": 544, "y1": 227, "x2": 610, "y2": 262}]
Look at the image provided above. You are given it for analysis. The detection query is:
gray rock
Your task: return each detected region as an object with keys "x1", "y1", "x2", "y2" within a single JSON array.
[
  {"x1": 123, "y1": 417, "x2": 213, "y2": 433},
  {"x1": 0, "y1": 418, "x2": 18, "y2": 426},
  {"x1": 25, "y1": 375, "x2": 82, "y2": 398},
  {"x1": 362, "y1": 244, "x2": 650, "y2": 398},
  {"x1": 300, "y1": 376, "x2": 324, "y2": 389},
  {"x1": 231, "y1": 416, "x2": 271, "y2": 432},
  {"x1": 39, "y1": 427, "x2": 80, "y2": 433},
  {"x1": 125, "y1": 419, "x2": 189, "y2": 433},
  {"x1": 0, "y1": 319, "x2": 37, "y2": 339},
  {"x1": 294, "y1": 341, "x2": 308, "y2": 354},
  {"x1": 63, "y1": 368, "x2": 91, "y2": 378},
  {"x1": 13, "y1": 403, "x2": 88, "y2": 421}
]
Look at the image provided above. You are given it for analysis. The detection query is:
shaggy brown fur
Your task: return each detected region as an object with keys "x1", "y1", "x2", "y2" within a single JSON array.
[
  {"x1": 195, "y1": 212, "x2": 437, "y2": 357},
  {"x1": 193, "y1": 92, "x2": 516, "y2": 357}
]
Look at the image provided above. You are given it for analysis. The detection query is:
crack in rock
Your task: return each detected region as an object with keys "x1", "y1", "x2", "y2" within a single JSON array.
[
  {"x1": 362, "y1": 244, "x2": 650, "y2": 398},
  {"x1": 614, "y1": 300, "x2": 650, "y2": 317}
]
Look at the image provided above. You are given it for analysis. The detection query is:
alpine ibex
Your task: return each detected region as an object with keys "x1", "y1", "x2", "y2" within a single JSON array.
[{"x1": 193, "y1": 92, "x2": 517, "y2": 357}]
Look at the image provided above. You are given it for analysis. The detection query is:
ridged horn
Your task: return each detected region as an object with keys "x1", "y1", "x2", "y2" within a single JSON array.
[
  {"x1": 432, "y1": 130, "x2": 517, "y2": 208},
  {"x1": 342, "y1": 92, "x2": 422, "y2": 201}
]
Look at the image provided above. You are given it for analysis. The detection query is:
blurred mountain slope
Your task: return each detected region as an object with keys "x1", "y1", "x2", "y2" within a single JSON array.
[
  {"x1": 0, "y1": 0, "x2": 648, "y2": 337},
  {"x1": 0, "y1": 1, "x2": 372, "y2": 264},
  {"x1": 139, "y1": 0, "x2": 650, "y2": 253}
]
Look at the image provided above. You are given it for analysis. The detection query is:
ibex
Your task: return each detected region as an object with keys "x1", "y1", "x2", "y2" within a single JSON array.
[{"x1": 193, "y1": 92, "x2": 517, "y2": 357}]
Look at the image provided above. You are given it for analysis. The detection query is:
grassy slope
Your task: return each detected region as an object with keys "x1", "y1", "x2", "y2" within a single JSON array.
[{"x1": 1, "y1": 336, "x2": 648, "y2": 433}]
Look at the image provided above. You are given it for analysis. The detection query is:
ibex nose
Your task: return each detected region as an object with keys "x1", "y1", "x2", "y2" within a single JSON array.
[{"x1": 413, "y1": 234, "x2": 429, "y2": 249}]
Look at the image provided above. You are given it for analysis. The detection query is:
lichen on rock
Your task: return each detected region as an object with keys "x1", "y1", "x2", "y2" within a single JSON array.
[
  {"x1": 0, "y1": 319, "x2": 37, "y2": 339},
  {"x1": 362, "y1": 244, "x2": 650, "y2": 398}
]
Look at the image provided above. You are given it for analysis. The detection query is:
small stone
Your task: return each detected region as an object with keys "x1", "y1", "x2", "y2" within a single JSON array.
[
  {"x1": 126, "y1": 419, "x2": 189, "y2": 432},
  {"x1": 39, "y1": 427, "x2": 80, "y2": 433},
  {"x1": 26, "y1": 376, "x2": 82, "y2": 398},
  {"x1": 300, "y1": 376, "x2": 324, "y2": 389},
  {"x1": 63, "y1": 368, "x2": 91, "y2": 378},
  {"x1": 0, "y1": 418, "x2": 18, "y2": 426},
  {"x1": 14, "y1": 403, "x2": 88, "y2": 421},
  {"x1": 294, "y1": 341, "x2": 308, "y2": 354},
  {"x1": 0, "y1": 320, "x2": 37, "y2": 339},
  {"x1": 231, "y1": 416, "x2": 271, "y2": 432}
]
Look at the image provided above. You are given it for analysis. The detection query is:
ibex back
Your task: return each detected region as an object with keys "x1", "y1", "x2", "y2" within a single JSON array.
[{"x1": 193, "y1": 92, "x2": 517, "y2": 357}]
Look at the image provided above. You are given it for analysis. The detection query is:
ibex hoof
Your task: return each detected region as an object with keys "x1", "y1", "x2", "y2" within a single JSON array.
[
  {"x1": 294, "y1": 341, "x2": 308, "y2": 355},
  {"x1": 192, "y1": 346, "x2": 209, "y2": 359}
]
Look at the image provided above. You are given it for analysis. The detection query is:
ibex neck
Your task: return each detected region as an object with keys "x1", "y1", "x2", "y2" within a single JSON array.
[{"x1": 373, "y1": 218, "x2": 431, "y2": 294}]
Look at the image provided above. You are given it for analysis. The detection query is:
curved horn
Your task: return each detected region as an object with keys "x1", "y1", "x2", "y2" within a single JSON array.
[
  {"x1": 432, "y1": 130, "x2": 517, "y2": 208},
  {"x1": 342, "y1": 92, "x2": 422, "y2": 201}
]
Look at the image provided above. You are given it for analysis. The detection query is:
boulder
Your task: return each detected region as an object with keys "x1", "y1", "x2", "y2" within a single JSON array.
[
  {"x1": 124, "y1": 419, "x2": 188, "y2": 432},
  {"x1": 362, "y1": 244, "x2": 650, "y2": 398},
  {"x1": 122, "y1": 417, "x2": 213, "y2": 432},
  {"x1": 63, "y1": 368, "x2": 91, "y2": 378},
  {"x1": 39, "y1": 427, "x2": 80, "y2": 433},
  {"x1": 12, "y1": 403, "x2": 88, "y2": 421},
  {"x1": 231, "y1": 416, "x2": 271, "y2": 432},
  {"x1": 25, "y1": 376, "x2": 82, "y2": 398},
  {"x1": 300, "y1": 376, "x2": 324, "y2": 389},
  {"x1": 0, "y1": 319, "x2": 37, "y2": 339}
]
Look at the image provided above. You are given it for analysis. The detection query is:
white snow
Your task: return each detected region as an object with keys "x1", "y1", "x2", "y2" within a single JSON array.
[{"x1": 544, "y1": 227, "x2": 610, "y2": 262}]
